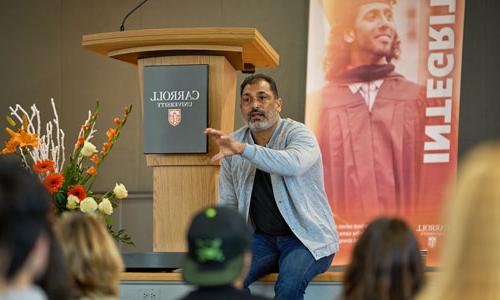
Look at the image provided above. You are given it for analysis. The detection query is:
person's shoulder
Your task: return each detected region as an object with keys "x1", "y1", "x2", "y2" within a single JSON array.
[
  {"x1": 282, "y1": 118, "x2": 313, "y2": 134},
  {"x1": 1, "y1": 286, "x2": 47, "y2": 300},
  {"x1": 387, "y1": 73, "x2": 422, "y2": 89},
  {"x1": 282, "y1": 118, "x2": 306, "y2": 128},
  {"x1": 383, "y1": 73, "x2": 425, "y2": 99},
  {"x1": 278, "y1": 119, "x2": 318, "y2": 144}
]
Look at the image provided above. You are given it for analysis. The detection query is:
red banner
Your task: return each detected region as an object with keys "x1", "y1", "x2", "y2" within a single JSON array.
[{"x1": 305, "y1": 0, "x2": 465, "y2": 266}]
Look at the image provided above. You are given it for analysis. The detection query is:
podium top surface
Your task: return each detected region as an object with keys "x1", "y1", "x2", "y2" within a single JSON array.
[{"x1": 82, "y1": 27, "x2": 279, "y2": 70}]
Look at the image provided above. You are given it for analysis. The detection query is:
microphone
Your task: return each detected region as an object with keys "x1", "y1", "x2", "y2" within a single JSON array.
[{"x1": 119, "y1": 0, "x2": 150, "y2": 32}]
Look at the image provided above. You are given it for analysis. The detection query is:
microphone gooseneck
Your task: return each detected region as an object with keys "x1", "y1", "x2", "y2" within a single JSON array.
[{"x1": 120, "y1": 0, "x2": 150, "y2": 32}]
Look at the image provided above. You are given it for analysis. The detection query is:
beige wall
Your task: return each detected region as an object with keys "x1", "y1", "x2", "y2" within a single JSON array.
[{"x1": 0, "y1": 0, "x2": 309, "y2": 251}]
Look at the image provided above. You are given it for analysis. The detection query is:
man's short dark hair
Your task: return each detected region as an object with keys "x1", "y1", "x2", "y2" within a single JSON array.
[
  {"x1": 240, "y1": 73, "x2": 279, "y2": 98},
  {"x1": 0, "y1": 155, "x2": 51, "y2": 279}
]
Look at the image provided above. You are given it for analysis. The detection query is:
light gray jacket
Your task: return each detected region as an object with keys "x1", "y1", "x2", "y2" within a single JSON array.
[{"x1": 218, "y1": 118, "x2": 339, "y2": 260}]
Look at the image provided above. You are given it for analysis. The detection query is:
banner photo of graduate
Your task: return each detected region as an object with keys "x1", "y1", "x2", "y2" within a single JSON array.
[{"x1": 305, "y1": 0, "x2": 465, "y2": 266}]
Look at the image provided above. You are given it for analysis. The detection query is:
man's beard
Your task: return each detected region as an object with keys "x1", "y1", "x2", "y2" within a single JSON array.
[
  {"x1": 245, "y1": 108, "x2": 280, "y2": 132},
  {"x1": 373, "y1": 45, "x2": 392, "y2": 58},
  {"x1": 371, "y1": 31, "x2": 397, "y2": 59}
]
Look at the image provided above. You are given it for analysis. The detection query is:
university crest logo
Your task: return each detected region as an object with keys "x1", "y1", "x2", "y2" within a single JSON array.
[
  {"x1": 427, "y1": 236, "x2": 437, "y2": 249},
  {"x1": 168, "y1": 109, "x2": 181, "y2": 126}
]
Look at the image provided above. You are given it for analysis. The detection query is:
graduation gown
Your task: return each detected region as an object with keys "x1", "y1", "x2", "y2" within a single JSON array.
[{"x1": 317, "y1": 66, "x2": 425, "y2": 220}]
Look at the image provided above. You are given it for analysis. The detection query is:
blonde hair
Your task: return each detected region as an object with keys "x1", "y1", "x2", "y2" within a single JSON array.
[
  {"x1": 54, "y1": 212, "x2": 124, "y2": 297},
  {"x1": 418, "y1": 142, "x2": 500, "y2": 300}
]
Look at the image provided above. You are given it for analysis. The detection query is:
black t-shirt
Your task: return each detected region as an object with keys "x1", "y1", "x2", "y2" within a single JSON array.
[
  {"x1": 249, "y1": 169, "x2": 292, "y2": 236},
  {"x1": 178, "y1": 285, "x2": 270, "y2": 300}
]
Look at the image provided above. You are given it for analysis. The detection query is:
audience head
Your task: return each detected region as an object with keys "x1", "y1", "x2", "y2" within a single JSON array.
[
  {"x1": 35, "y1": 227, "x2": 72, "y2": 300},
  {"x1": 54, "y1": 212, "x2": 124, "y2": 298},
  {"x1": 418, "y1": 141, "x2": 500, "y2": 299},
  {"x1": 183, "y1": 206, "x2": 253, "y2": 287},
  {"x1": 0, "y1": 155, "x2": 51, "y2": 286},
  {"x1": 342, "y1": 217, "x2": 424, "y2": 300}
]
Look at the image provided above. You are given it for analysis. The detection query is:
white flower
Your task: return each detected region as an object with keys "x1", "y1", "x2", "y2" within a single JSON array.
[
  {"x1": 98, "y1": 198, "x2": 113, "y2": 215},
  {"x1": 113, "y1": 183, "x2": 128, "y2": 199},
  {"x1": 81, "y1": 141, "x2": 97, "y2": 157},
  {"x1": 80, "y1": 197, "x2": 98, "y2": 213},
  {"x1": 66, "y1": 195, "x2": 80, "y2": 210}
]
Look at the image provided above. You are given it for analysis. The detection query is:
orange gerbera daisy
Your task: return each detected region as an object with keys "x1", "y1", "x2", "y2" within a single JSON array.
[
  {"x1": 67, "y1": 184, "x2": 86, "y2": 201},
  {"x1": 86, "y1": 166, "x2": 97, "y2": 176},
  {"x1": 43, "y1": 173, "x2": 64, "y2": 193},
  {"x1": 33, "y1": 160, "x2": 55, "y2": 173}
]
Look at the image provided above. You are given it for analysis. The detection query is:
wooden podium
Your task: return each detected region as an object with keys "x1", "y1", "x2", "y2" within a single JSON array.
[{"x1": 82, "y1": 28, "x2": 279, "y2": 251}]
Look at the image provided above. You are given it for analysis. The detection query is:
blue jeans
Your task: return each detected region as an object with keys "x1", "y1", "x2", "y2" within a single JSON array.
[{"x1": 244, "y1": 232, "x2": 334, "y2": 300}]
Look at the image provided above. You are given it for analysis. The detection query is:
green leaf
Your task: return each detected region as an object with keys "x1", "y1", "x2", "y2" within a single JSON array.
[
  {"x1": 104, "y1": 215, "x2": 113, "y2": 224},
  {"x1": 107, "y1": 225, "x2": 135, "y2": 246},
  {"x1": 6, "y1": 116, "x2": 16, "y2": 127},
  {"x1": 54, "y1": 192, "x2": 68, "y2": 215}
]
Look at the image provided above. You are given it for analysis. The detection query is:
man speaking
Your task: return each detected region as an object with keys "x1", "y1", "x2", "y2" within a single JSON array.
[{"x1": 205, "y1": 74, "x2": 338, "y2": 300}]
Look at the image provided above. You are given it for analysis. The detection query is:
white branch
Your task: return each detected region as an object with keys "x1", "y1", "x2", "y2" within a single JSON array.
[{"x1": 9, "y1": 100, "x2": 66, "y2": 174}]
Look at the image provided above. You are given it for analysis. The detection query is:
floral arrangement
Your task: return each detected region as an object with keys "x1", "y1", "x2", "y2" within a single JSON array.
[{"x1": 1, "y1": 99, "x2": 133, "y2": 245}]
